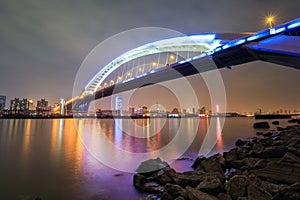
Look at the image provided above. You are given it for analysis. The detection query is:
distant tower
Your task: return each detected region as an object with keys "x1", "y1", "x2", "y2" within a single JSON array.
[
  {"x1": 60, "y1": 99, "x2": 65, "y2": 115},
  {"x1": 216, "y1": 104, "x2": 220, "y2": 114},
  {"x1": 115, "y1": 95, "x2": 122, "y2": 115}
]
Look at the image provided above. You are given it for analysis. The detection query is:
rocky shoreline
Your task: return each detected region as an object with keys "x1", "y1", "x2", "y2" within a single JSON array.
[{"x1": 133, "y1": 124, "x2": 300, "y2": 200}]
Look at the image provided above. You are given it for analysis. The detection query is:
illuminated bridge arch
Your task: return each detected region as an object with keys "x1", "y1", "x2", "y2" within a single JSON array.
[{"x1": 83, "y1": 34, "x2": 221, "y2": 95}]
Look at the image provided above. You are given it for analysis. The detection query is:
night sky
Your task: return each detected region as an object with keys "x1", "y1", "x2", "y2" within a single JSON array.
[{"x1": 0, "y1": 0, "x2": 299, "y2": 113}]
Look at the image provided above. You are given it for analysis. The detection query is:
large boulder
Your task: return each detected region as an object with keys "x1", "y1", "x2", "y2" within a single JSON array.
[
  {"x1": 225, "y1": 175, "x2": 249, "y2": 200},
  {"x1": 196, "y1": 174, "x2": 224, "y2": 196},
  {"x1": 200, "y1": 154, "x2": 226, "y2": 182},
  {"x1": 224, "y1": 148, "x2": 238, "y2": 162},
  {"x1": 235, "y1": 139, "x2": 246, "y2": 147},
  {"x1": 279, "y1": 152, "x2": 300, "y2": 166},
  {"x1": 253, "y1": 162, "x2": 300, "y2": 184},
  {"x1": 273, "y1": 183, "x2": 300, "y2": 200},
  {"x1": 133, "y1": 174, "x2": 147, "y2": 191},
  {"x1": 173, "y1": 171, "x2": 206, "y2": 188},
  {"x1": 136, "y1": 158, "x2": 169, "y2": 175},
  {"x1": 142, "y1": 182, "x2": 164, "y2": 195},
  {"x1": 252, "y1": 143, "x2": 264, "y2": 155},
  {"x1": 164, "y1": 183, "x2": 187, "y2": 199},
  {"x1": 261, "y1": 146, "x2": 288, "y2": 158},
  {"x1": 191, "y1": 156, "x2": 206, "y2": 169},
  {"x1": 253, "y1": 122, "x2": 270, "y2": 129},
  {"x1": 217, "y1": 193, "x2": 232, "y2": 200},
  {"x1": 247, "y1": 184, "x2": 272, "y2": 200},
  {"x1": 186, "y1": 186, "x2": 218, "y2": 200}
]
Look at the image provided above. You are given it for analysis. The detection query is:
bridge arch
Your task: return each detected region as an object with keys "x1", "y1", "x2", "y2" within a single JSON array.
[{"x1": 83, "y1": 34, "x2": 221, "y2": 95}]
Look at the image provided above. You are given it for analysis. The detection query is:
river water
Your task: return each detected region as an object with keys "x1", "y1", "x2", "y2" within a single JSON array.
[{"x1": 0, "y1": 117, "x2": 291, "y2": 199}]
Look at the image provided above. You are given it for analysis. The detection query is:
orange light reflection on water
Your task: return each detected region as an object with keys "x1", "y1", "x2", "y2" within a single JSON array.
[{"x1": 216, "y1": 117, "x2": 224, "y2": 151}]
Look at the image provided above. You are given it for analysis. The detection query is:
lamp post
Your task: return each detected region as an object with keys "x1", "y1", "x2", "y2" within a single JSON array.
[{"x1": 266, "y1": 15, "x2": 274, "y2": 28}]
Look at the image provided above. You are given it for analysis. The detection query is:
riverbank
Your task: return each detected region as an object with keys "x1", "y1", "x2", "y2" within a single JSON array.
[{"x1": 134, "y1": 124, "x2": 300, "y2": 200}]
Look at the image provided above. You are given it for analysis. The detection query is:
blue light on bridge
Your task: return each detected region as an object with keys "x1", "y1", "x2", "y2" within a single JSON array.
[
  {"x1": 287, "y1": 21, "x2": 300, "y2": 29},
  {"x1": 178, "y1": 60, "x2": 188, "y2": 64},
  {"x1": 221, "y1": 43, "x2": 232, "y2": 50},
  {"x1": 233, "y1": 38, "x2": 246, "y2": 46},
  {"x1": 214, "y1": 47, "x2": 222, "y2": 53},
  {"x1": 270, "y1": 27, "x2": 286, "y2": 35},
  {"x1": 247, "y1": 35, "x2": 260, "y2": 42}
]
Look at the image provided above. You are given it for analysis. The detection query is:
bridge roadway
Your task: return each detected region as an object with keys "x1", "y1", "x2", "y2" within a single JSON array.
[{"x1": 68, "y1": 18, "x2": 300, "y2": 111}]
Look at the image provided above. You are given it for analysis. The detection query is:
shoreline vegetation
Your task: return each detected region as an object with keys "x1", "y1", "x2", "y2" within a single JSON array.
[{"x1": 134, "y1": 124, "x2": 300, "y2": 200}]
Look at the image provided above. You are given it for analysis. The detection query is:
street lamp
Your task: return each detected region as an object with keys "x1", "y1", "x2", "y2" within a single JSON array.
[
  {"x1": 266, "y1": 15, "x2": 275, "y2": 28},
  {"x1": 169, "y1": 54, "x2": 175, "y2": 60}
]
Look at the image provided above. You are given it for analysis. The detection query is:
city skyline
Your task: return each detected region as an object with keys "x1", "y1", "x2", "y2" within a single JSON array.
[{"x1": 0, "y1": 1, "x2": 300, "y2": 113}]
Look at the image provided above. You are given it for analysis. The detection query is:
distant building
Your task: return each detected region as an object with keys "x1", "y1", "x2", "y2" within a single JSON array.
[
  {"x1": 199, "y1": 106, "x2": 206, "y2": 115},
  {"x1": 36, "y1": 99, "x2": 49, "y2": 111},
  {"x1": 129, "y1": 106, "x2": 135, "y2": 116},
  {"x1": 0, "y1": 95, "x2": 6, "y2": 110},
  {"x1": 115, "y1": 95, "x2": 122, "y2": 116},
  {"x1": 10, "y1": 98, "x2": 29, "y2": 111},
  {"x1": 136, "y1": 106, "x2": 148, "y2": 115},
  {"x1": 28, "y1": 99, "x2": 35, "y2": 110},
  {"x1": 60, "y1": 99, "x2": 65, "y2": 115}
]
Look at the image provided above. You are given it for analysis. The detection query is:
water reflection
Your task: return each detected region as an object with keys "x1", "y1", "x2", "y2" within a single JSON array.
[
  {"x1": 216, "y1": 117, "x2": 224, "y2": 151},
  {"x1": 22, "y1": 119, "x2": 32, "y2": 164}
]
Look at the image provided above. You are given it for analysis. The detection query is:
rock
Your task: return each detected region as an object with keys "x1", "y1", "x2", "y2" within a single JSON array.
[
  {"x1": 191, "y1": 156, "x2": 206, "y2": 169},
  {"x1": 151, "y1": 168, "x2": 175, "y2": 185},
  {"x1": 288, "y1": 119, "x2": 298, "y2": 123},
  {"x1": 224, "y1": 148, "x2": 238, "y2": 164},
  {"x1": 196, "y1": 174, "x2": 224, "y2": 195},
  {"x1": 186, "y1": 186, "x2": 218, "y2": 200},
  {"x1": 143, "y1": 182, "x2": 164, "y2": 195},
  {"x1": 262, "y1": 131, "x2": 272, "y2": 137},
  {"x1": 253, "y1": 162, "x2": 300, "y2": 184},
  {"x1": 235, "y1": 139, "x2": 245, "y2": 147},
  {"x1": 242, "y1": 157, "x2": 259, "y2": 170},
  {"x1": 256, "y1": 131, "x2": 263, "y2": 136},
  {"x1": 164, "y1": 183, "x2": 187, "y2": 199},
  {"x1": 272, "y1": 121, "x2": 279, "y2": 125},
  {"x1": 218, "y1": 193, "x2": 232, "y2": 200},
  {"x1": 247, "y1": 184, "x2": 272, "y2": 200},
  {"x1": 174, "y1": 196, "x2": 185, "y2": 200},
  {"x1": 173, "y1": 171, "x2": 206, "y2": 188},
  {"x1": 161, "y1": 192, "x2": 173, "y2": 200},
  {"x1": 200, "y1": 154, "x2": 226, "y2": 182},
  {"x1": 287, "y1": 137, "x2": 300, "y2": 148},
  {"x1": 136, "y1": 158, "x2": 169, "y2": 175},
  {"x1": 278, "y1": 182, "x2": 300, "y2": 200},
  {"x1": 252, "y1": 143, "x2": 265, "y2": 155},
  {"x1": 225, "y1": 175, "x2": 249, "y2": 199},
  {"x1": 259, "y1": 180, "x2": 288, "y2": 196},
  {"x1": 133, "y1": 174, "x2": 146, "y2": 191},
  {"x1": 277, "y1": 126, "x2": 286, "y2": 131},
  {"x1": 261, "y1": 146, "x2": 288, "y2": 158},
  {"x1": 143, "y1": 194, "x2": 158, "y2": 200},
  {"x1": 253, "y1": 122, "x2": 270, "y2": 129},
  {"x1": 254, "y1": 159, "x2": 268, "y2": 169},
  {"x1": 279, "y1": 152, "x2": 300, "y2": 166}
]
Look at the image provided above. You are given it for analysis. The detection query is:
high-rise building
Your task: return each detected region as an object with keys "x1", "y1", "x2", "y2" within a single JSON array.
[
  {"x1": 10, "y1": 98, "x2": 29, "y2": 111},
  {"x1": 115, "y1": 95, "x2": 122, "y2": 116},
  {"x1": 36, "y1": 99, "x2": 49, "y2": 111},
  {"x1": 0, "y1": 95, "x2": 6, "y2": 110},
  {"x1": 60, "y1": 99, "x2": 65, "y2": 115}
]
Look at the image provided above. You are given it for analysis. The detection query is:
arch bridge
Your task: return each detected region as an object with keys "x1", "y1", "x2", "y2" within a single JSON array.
[{"x1": 66, "y1": 18, "x2": 300, "y2": 113}]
